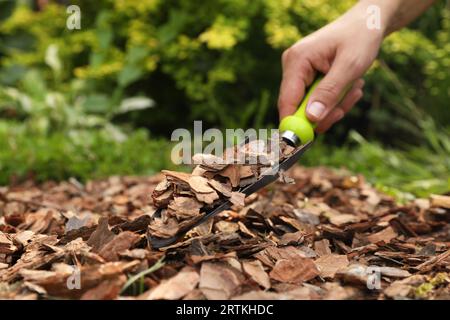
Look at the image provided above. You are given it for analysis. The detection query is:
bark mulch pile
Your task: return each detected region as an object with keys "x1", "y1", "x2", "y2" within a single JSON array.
[{"x1": 0, "y1": 167, "x2": 449, "y2": 300}]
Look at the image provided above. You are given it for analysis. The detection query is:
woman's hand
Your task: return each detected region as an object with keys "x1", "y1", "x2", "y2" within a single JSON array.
[
  {"x1": 278, "y1": 3, "x2": 383, "y2": 132},
  {"x1": 277, "y1": 0, "x2": 435, "y2": 133}
]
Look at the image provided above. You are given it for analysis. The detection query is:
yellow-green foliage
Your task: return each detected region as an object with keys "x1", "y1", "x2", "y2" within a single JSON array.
[
  {"x1": 0, "y1": 0, "x2": 448, "y2": 189},
  {"x1": 414, "y1": 273, "x2": 449, "y2": 299},
  {"x1": 0, "y1": 0, "x2": 448, "y2": 132}
]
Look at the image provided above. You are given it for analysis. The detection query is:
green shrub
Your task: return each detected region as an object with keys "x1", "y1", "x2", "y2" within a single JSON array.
[
  {"x1": 0, "y1": 0, "x2": 448, "y2": 196},
  {"x1": 0, "y1": 0, "x2": 448, "y2": 139},
  {"x1": 0, "y1": 120, "x2": 172, "y2": 184},
  {"x1": 0, "y1": 58, "x2": 171, "y2": 184}
]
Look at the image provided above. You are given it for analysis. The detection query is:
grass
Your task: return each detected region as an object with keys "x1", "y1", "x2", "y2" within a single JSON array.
[
  {"x1": 121, "y1": 257, "x2": 165, "y2": 295},
  {"x1": 0, "y1": 118, "x2": 448, "y2": 200},
  {"x1": 0, "y1": 120, "x2": 175, "y2": 185},
  {"x1": 302, "y1": 130, "x2": 450, "y2": 201}
]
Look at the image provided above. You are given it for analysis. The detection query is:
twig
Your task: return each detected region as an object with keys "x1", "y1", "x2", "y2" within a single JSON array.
[
  {"x1": 415, "y1": 249, "x2": 450, "y2": 272},
  {"x1": 7, "y1": 197, "x2": 64, "y2": 211}
]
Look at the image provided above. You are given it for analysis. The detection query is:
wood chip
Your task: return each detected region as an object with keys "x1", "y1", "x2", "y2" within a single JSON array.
[
  {"x1": 269, "y1": 257, "x2": 319, "y2": 284},
  {"x1": 314, "y1": 239, "x2": 332, "y2": 256},
  {"x1": 146, "y1": 267, "x2": 199, "y2": 300},
  {"x1": 430, "y1": 194, "x2": 450, "y2": 209},
  {"x1": 366, "y1": 226, "x2": 397, "y2": 244},
  {"x1": 314, "y1": 254, "x2": 349, "y2": 278},
  {"x1": 199, "y1": 262, "x2": 243, "y2": 300},
  {"x1": 218, "y1": 165, "x2": 241, "y2": 188},
  {"x1": 87, "y1": 218, "x2": 115, "y2": 252},
  {"x1": 168, "y1": 197, "x2": 202, "y2": 218},
  {"x1": 242, "y1": 260, "x2": 271, "y2": 289},
  {"x1": 230, "y1": 192, "x2": 246, "y2": 208},
  {"x1": 207, "y1": 180, "x2": 232, "y2": 197},
  {"x1": 98, "y1": 231, "x2": 140, "y2": 261},
  {"x1": 0, "y1": 161, "x2": 447, "y2": 300}
]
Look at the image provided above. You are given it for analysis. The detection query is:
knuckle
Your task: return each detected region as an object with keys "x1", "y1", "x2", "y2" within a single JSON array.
[
  {"x1": 291, "y1": 44, "x2": 306, "y2": 59},
  {"x1": 317, "y1": 80, "x2": 341, "y2": 99},
  {"x1": 346, "y1": 55, "x2": 366, "y2": 72},
  {"x1": 281, "y1": 49, "x2": 291, "y2": 64},
  {"x1": 282, "y1": 45, "x2": 304, "y2": 64}
]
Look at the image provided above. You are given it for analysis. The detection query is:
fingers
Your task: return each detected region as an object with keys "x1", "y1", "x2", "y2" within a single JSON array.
[
  {"x1": 305, "y1": 54, "x2": 362, "y2": 122},
  {"x1": 339, "y1": 79, "x2": 365, "y2": 113},
  {"x1": 315, "y1": 79, "x2": 364, "y2": 133},
  {"x1": 278, "y1": 73, "x2": 306, "y2": 120},
  {"x1": 277, "y1": 49, "x2": 316, "y2": 120}
]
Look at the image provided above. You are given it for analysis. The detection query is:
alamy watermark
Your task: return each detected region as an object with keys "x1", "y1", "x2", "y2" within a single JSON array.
[
  {"x1": 366, "y1": 266, "x2": 381, "y2": 290},
  {"x1": 348, "y1": 265, "x2": 382, "y2": 290},
  {"x1": 66, "y1": 265, "x2": 81, "y2": 290},
  {"x1": 66, "y1": 5, "x2": 81, "y2": 30},
  {"x1": 366, "y1": 5, "x2": 381, "y2": 30}
]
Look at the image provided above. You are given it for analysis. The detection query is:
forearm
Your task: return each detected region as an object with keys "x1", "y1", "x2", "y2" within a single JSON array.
[
  {"x1": 383, "y1": 0, "x2": 436, "y2": 34},
  {"x1": 346, "y1": 0, "x2": 436, "y2": 36}
]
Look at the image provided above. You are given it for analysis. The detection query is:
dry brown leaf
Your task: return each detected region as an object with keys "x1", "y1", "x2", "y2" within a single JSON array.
[
  {"x1": 192, "y1": 154, "x2": 228, "y2": 171},
  {"x1": 98, "y1": 231, "x2": 140, "y2": 261},
  {"x1": 81, "y1": 275, "x2": 126, "y2": 300},
  {"x1": 378, "y1": 267, "x2": 411, "y2": 278},
  {"x1": 1, "y1": 160, "x2": 447, "y2": 301},
  {"x1": 146, "y1": 267, "x2": 199, "y2": 300},
  {"x1": 199, "y1": 262, "x2": 243, "y2": 300},
  {"x1": 168, "y1": 197, "x2": 202, "y2": 219},
  {"x1": 327, "y1": 213, "x2": 361, "y2": 226},
  {"x1": 277, "y1": 231, "x2": 305, "y2": 246},
  {"x1": 20, "y1": 261, "x2": 138, "y2": 299},
  {"x1": 384, "y1": 275, "x2": 427, "y2": 299},
  {"x1": 237, "y1": 221, "x2": 256, "y2": 238},
  {"x1": 242, "y1": 260, "x2": 271, "y2": 289},
  {"x1": 366, "y1": 226, "x2": 397, "y2": 244},
  {"x1": 218, "y1": 165, "x2": 241, "y2": 188},
  {"x1": 239, "y1": 166, "x2": 254, "y2": 179},
  {"x1": 161, "y1": 170, "x2": 191, "y2": 185},
  {"x1": 314, "y1": 254, "x2": 349, "y2": 278},
  {"x1": 148, "y1": 216, "x2": 179, "y2": 239},
  {"x1": 152, "y1": 189, "x2": 173, "y2": 207},
  {"x1": 314, "y1": 239, "x2": 332, "y2": 256},
  {"x1": 153, "y1": 179, "x2": 170, "y2": 194},
  {"x1": 230, "y1": 192, "x2": 246, "y2": 208},
  {"x1": 383, "y1": 282, "x2": 412, "y2": 299},
  {"x1": 214, "y1": 221, "x2": 239, "y2": 234},
  {"x1": 188, "y1": 176, "x2": 215, "y2": 194},
  {"x1": 269, "y1": 257, "x2": 319, "y2": 284},
  {"x1": 254, "y1": 246, "x2": 312, "y2": 268},
  {"x1": 0, "y1": 232, "x2": 17, "y2": 256},
  {"x1": 87, "y1": 218, "x2": 115, "y2": 252},
  {"x1": 207, "y1": 180, "x2": 232, "y2": 197},
  {"x1": 322, "y1": 282, "x2": 360, "y2": 300},
  {"x1": 430, "y1": 194, "x2": 450, "y2": 209}
]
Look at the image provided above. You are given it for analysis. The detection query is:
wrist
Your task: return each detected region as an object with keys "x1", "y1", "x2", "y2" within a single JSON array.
[{"x1": 352, "y1": 0, "x2": 401, "y2": 37}]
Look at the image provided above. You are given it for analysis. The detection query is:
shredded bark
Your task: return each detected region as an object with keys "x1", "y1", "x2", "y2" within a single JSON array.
[
  {"x1": 0, "y1": 167, "x2": 448, "y2": 300},
  {"x1": 148, "y1": 137, "x2": 295, "y2": 239}
]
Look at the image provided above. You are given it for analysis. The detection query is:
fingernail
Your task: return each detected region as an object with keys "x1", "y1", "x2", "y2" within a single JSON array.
[{"x1": 306, "y1": 101, "x2": 326, "y2": 120}]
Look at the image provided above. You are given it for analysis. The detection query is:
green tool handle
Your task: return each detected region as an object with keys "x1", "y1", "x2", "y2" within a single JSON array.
[{"x1": 279, "y1": 76, "x2": 350, "y2": 144}]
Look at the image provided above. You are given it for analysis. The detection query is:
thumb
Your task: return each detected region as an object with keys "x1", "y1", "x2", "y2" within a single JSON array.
[{"x1": 305, "y1": 56, "x2": 358, "y2": 122}]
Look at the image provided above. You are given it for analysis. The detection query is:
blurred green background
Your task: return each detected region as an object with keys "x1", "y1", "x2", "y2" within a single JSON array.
[{"x1": 0, "y1": 0, "x2": 448, "y2": 200}]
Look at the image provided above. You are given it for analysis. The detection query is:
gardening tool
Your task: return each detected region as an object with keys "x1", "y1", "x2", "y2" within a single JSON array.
[{"x1": 149, "y1": 77, "x2": 324, "y2": 249}]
